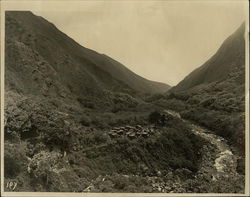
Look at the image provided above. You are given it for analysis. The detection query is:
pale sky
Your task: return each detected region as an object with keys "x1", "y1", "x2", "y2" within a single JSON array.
[{"x1": 3, "y1": 0, "x2": 248, "y2": 86}]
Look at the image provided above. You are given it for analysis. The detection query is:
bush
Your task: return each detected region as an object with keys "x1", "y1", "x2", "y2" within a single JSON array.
[
  {"x1": 80, "y1": 114, "x2": 91, "y2": 126},
  {"x1": 4, "y1": 142, "x2": 28, "y2": 178},
  {"x1": 77, "y1": 97, "x2": 95, "y2": 109},
  {"x1": 111, "y1": 174, "x2": 129, "y2": 190},
  {"x1": 28, "y1": 151, "x2": 69, "y2": 190},
  {"x1": 237, "y1": 158, "x2": 245, "y2": 175},
  {"x1": 91, "y1": 116, "x2": 107, "y2": 128},
  {"x1": 148, "y1": 111, "x2": 161, "y2": 124}
]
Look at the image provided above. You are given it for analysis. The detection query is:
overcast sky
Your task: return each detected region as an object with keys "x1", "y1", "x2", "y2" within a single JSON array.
[{"x1": 4, "y1": 0, "x2": 248, "y2": 86}]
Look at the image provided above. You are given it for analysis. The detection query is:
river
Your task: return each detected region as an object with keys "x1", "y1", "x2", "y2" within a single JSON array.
[{"x1": 164, "y1": 109, "x2": 241, "y2": 185}]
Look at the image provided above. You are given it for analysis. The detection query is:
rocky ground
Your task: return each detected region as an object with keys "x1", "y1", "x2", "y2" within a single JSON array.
[{"x1": 159, "y1": 110, "x2": 245, "y2": 193}]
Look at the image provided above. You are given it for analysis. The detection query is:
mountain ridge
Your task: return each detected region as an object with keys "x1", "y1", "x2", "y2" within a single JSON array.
[
  {"x1": 5, "y1": 11, "x2": 170, "y2": 98},
  {"x1": 170, "y1": 22, "x2": 245, "y2": 92},
  {"x1": 4, "y1": 10, "x2": 246, "y2": 193}
]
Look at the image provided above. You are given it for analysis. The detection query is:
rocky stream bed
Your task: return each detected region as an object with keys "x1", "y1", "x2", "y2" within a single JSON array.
[
  {"x1": 82, "y1": 110, "x2": 245, "y2": 193},
  {"x1": 157, "y1": 109, "x2": 245, "y2": 193}
]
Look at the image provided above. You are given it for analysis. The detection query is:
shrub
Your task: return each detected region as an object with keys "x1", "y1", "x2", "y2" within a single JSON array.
[
  {"x1": 237, "y1": 158, "x2": 245, "y2": 175},
  {"x1": 4, "y1": 142, "x2": 28, "y2": 178},
  {"x1": 148, "y1": 111, "x2": 161, "y2": 124},
  {"x1": 91, "y1": 116, "x2": 107, "y2": 128},
  {"x1": 28, "y1": 150, "x2": 69, "y2": 190},
  {"x1": 111, "y1": 175, "x2": 129, "y2": 190},
  {"x1": 77, "y1": 97, "x2": 95, "y2": 109},
  {"x1": 80, "y1": 114, "x2": 91, "y2": 126}
]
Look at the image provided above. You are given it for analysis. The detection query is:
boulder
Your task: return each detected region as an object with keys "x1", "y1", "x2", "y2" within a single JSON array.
[
  {"x1": 136, "y1": 125, "x2": 142, "y2": 129},
  {"x1": 117, "y1": 130, "x2": 124, "y2": 134}
]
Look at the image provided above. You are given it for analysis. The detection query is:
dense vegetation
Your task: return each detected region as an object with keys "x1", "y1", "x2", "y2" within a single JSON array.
[
  {"x1": 4, "y1": 11, "x2": 246, "y2": 193},
  {"x1": 5, "y1": 89, "x2": 207, "y2": 192},
  {"x1": 151, "y1": 62, "x2": 245, "y2": 175},
  {"x1": 150, "y1": 22, "x2": 246, "y2": 178}
]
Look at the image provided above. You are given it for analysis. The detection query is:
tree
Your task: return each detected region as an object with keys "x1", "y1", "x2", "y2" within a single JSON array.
[
  {"x1": 148, "y1": 111, "x2": 161, "y2": 125},
  {"x1": 160, "y1": 114, "x2": 166, "y2": 125}
]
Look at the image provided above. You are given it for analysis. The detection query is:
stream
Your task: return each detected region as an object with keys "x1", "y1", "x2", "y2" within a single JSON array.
[
  {"x1": 164, "y1": 109, "x2": 239, "y2": 181},
  {"x1": 84, "y1": 110, "x2": 244, "y2": 193},
  {"x1": 189, "y1": 122, "x2": 238, "y2": 179}
]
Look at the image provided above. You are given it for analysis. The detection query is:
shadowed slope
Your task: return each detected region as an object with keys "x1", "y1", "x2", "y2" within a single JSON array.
[
  {"x1": 5, "y1": 11, "x2": 170, "y2": 98},
  {"x1": 171, "y1": 23, "x2": 245, "y2": 92}
]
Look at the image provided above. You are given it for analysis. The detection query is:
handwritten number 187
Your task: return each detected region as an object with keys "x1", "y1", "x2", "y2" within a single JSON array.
[{"x1": 6, "y1": 181, "x2": 17, "y2": 191}]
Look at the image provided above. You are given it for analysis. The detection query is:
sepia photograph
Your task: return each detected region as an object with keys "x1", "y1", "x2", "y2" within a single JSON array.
[{"x1": 1, "y1": 0, "x2": 249, "y2": 196}]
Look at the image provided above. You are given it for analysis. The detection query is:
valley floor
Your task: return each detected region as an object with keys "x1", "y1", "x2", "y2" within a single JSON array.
[
  {"x1": 4, "y1": 97, "x2": 245, "y2": 193},
  {"x1": 81, "y1": 110, "x2": 245, "y2": 193},
  {"x1": 165, "y1": 110, "x2": 244, "y2": 193}
]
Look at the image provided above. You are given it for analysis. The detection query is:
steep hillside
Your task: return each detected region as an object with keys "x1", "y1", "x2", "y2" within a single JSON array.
[
  {"x1": 4, "y1": 11, "x2": 245, "y2": 193},
  {"x1": 5, "y1": 11, "x2": 170, "y2": 100},
  {"x1": 152, "y1": 23, "x2": 246, "y2": 175},
  {"x1": 4, "y1": 11, "x2": 211, "y2": 193},
  {"x1": 171, "y1": 22, "x2": 245, "y2": 92},
  {"x1": 101, "y1": 54, "x2": 170, "y2": 93}
]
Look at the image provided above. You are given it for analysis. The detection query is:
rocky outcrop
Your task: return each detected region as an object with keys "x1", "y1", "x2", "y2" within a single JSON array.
[{"x1": 107, "y1": 125, "x2": 156, "y2": 139}]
